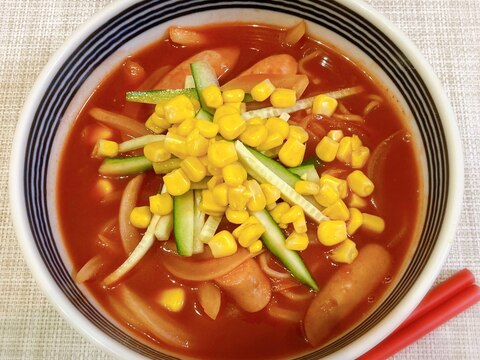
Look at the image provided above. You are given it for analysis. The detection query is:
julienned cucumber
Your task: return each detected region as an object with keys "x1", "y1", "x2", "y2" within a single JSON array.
[
  {"x1": 98, "y1": 156, "x2": 152, "y2": 176},
  {"x1": 190, "y1": 61, "x2": 219, "y2": 115},
  {"x1": 248, "y1": 147, "x2": 300, "y2": 187},
  {"x1": 173, "y1": 190, "x2": 195, "y2": 256},
  {"x1": 252, "y1": 209, "x2": 318, "y2": 291},
  {"x1": 126, "y1": 88, "x2": 198, "y2": 104},
  {"x1": 288, "y1": 164, "x2": 320, "y2": 182}
]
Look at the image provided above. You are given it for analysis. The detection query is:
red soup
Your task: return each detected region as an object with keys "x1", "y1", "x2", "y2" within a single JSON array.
[{"x1": 58, "y1": 22, "x2": 422, "y2": 359}]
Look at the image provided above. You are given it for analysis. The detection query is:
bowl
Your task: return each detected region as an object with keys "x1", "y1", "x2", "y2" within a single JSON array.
[{"x1": 10, "y1": 0, "x2": 463, "y2": 359}]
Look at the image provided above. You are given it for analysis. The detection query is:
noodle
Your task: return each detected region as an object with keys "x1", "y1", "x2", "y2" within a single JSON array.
[{"x1": 259, "y1": 252, "x2": 291, "y2": 279}]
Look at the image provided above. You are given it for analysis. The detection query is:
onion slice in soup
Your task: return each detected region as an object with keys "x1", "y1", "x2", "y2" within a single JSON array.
[
  {"x1": 89, "y1": 108, "x2": 150, "y2": 138},
  {"x1": 198, "y1": 282, "x2": 222, "y2": 320},
  {"x1": 75, "y1": 255, "x2": 104, "y2": 283},
  {"x1": 119, "y1": 174, "x2": 144, "y2": 254}
]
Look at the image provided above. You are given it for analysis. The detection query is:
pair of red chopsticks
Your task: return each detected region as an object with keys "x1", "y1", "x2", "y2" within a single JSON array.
[{"x1": 358, "y1": 269, "x2": 480, "y2": 359}]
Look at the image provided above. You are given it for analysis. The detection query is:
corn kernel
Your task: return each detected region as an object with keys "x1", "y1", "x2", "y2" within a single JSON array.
[
  {"x1": 208, "y1": 230, "x2": 238, "y2": 258},
  {"x1": 232, "y1": 216, "x2": 259, "y2": 238},
  {"x1": 285, "y1": 232, "x2": 309, "y2": 251},
  {"x1": 222, "y1": 89, "x2": 245, "y2": 103},
  {"x1": 362, "y1": 213, "x2": 385, "y2": 233},
  {"x1": 180, "y1": 156, "x2": 207, "y2": 183},
  {"x1": 257, "y1": 132, "x2": 285, "y2": 151},
  {"x1": 176, "y1": 118, "x2": 196, "y2": 137},
  {"x1": 293, "y1": 216, "x2": 308, "y2": 233},
  {"x1": 206, "y1": 162, "x2": 223, "y2": 176},
  {"x1": 218, "y1": 113, "x2": 246, "y2": 140},
  {"x1": 157, "y1": 288, "x2": 185, "y2": 312},
  {"x1": 202, "y1": 85, "x2": 223, "y2": 109},
  {"x1": 165, "y1": 132, "x2": 188, "y2": 159},
  {"x1": 163, "y1": 169, "x2": 191, "y2": 196},
  {"x1": 314, "y1": 183, "x2": 339, "y2": 207},
  {"x1": 260, "y1": 183, "x2": 281, "y2": 206},
  {"x1": 143, "y1": 141, "x2": 171, "y2": 163},
  {"x1": 196, "y1": 119, "x2": 219, "y2": 139},
  {"x1": 207, "y1": 140, "x2": 238, "y2": 168},
  {"x1": 288, "y1": 125, "x2": 309, "y2": 143},
  {"x1": 248, "y1": 240, "x2": 263, "y2": 253},
  {"x1": 149, "y1": 193, "x2": 173, "y2": 216},
  {"x1": 129, "y1": 206, "x2": 152, "y2": 229},
  {"x1": 92, "y1": 139, "x2": 119, "y2": 158},
  {"x1": 351, "y1": 134, "x2": 362, "y2": 150},
  {"x1": 270, "y1": 202, "x2": 291, "y2": 223},
  {"x1": 266, "y1": 117, "x2": 290, "y2": 140},
  {"x1": 294, "y1": 180, "x2": 320, "y2": 195},
  {"x1": 323, "y1": 199, "x2": 350, "y2": 221},
  {"x1": 278, "y1": 138, "x2": 306, "y2": 167},
  {"x1": 201, "y1": 189, "x2": 227, "y2": 215},
  {"x1": 222, "y1": 162, "x2": 247, "y2": 187},
  {"x1": 327, "y1": 129, "x2": 344, "y2": 142},
  {"x1": 270, "y1": 88, "x2": 296, "y2": 108},
  {"x1": 212, "y1": 183, "x2": 229, "y2": 207},
  {"x1": 346, "y1": 207, "x2": 363, "y2": 235},
  {"x1": 280, "y1": 205, "x2": 304, "y2": 224},
  {"x1": 317, "y1": 220, "x2": 347, "y2": 246},
  {"x1": 347, "y1": 170, "x2": 374, "y2": 197},
  {"x1": 351, "y1": 146, "x2": 370, "y2": 169},
  {"x1": 251, "y1": 79, "x2": 276, "y2": 102},
  {"x1": 312, "y1": 95, "x2": 338, "y2": 116},
  {"x1": 225, "y1": 208, "x2": 250, "y2": 224},
  {"x1": 245, "y1": 179, "x2": 267, "y2": 212},
  {"x1": 316, "y1": 136, "x2": 339, "y2": 162},
  {"x1": 347, "y1": 193, "x2": 368, "y2": 209},
  {"x1": 164, "y1": 95, "x2": 196, "y2": 124},
  {"x1": 213, "y1": 104, "x2": 239, "y2": 123},
  {"x1": 320, "y1": 175, "x2": 348, "y2": 199},
  {"x1": 239, "y1": 124, "x2": 268, "y2": 147},
  {"x1": 145, "y1": 115, "x2": 167, "y2": 134},
  {"x1": 186, "y1": 128, "x2": 209, "y2": 157},
  {"x1": 154, "y1": 102, "x2": 166, "y2": 117},
  {"x1": 330, "y1": 239, "x2": 358, "y2": 264},
  {"x1": 207, "y1": 175, "x2": 223, "y2": 191},
  {"x1": 247, "y1": 117, "x2": 266, "y2": 126},
  {"x1": 238, "y1": 223, "x2": 265, "y2": 248},
  {"x1": 228, "y1": 185, "x2": 251, "y2": 211},
  {"x1": 337, "y1": 136, "x2": 353, "y2": 164}
]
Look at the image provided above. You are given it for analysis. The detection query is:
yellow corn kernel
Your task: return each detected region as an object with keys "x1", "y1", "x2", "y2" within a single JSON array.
[
  {"x1": 238, "y1": 223, "x2": 265, "y2": 248},
  {"x1": 257, "y1": 132, "x2": 285, "y2": 151},
  {"x1": 266, "y1": 117, "x2": 290, "y2": 140},
  {"x1": 164, "y1": 95, "x2": 196, "y2": 124},
  {"x1": 270, "y1": 88, "x2": 296, "y2": 108},
  {"x1": 239, "y1": 124, "x2": 268, "y2": 147},
  {"x1": 330, "y1": 239, "x2": 358, "y2": 264},
  {"x1": 362, "y1": 213, "x2": 385, "y2": 233},
  {"x1": 149, "y1": 193, "x2": 173, "y2": 216},
  {"x1": 260, "y1": 183, "x2": 281, "y2": 206},
  {"x1": 316, "y1": 136, "x2": 339, "y2": 162},
  {"x1": 185, "y1": 128, "x2": 209, "y2": 157},
  {"x1": 145, "y1": 115, "x2": 167, "y2": 134},
  {"x1": 213, "y1": 104, "x2": 239, "y2": 123},
  {"x1": 294, "y1": 180, "x2": 320, "y2": 195},
  {"x1": 280, "y1": 205, "x2": 304, "y2": 224},
  {"x1": 129, "y1": 206, "x2": 152, "y2": 229},
  {"x1": 225, "y1": 208, "x2": 250, "y2": 224},
  {"x1": 347, "y1": 170, "x2": 374, "y2": 197},
  {"x1": 251, "y1": 79, "x2": 276, "y2": 102},
  {"x1": 248, "y1": 240, "x2": 263, "y2": 253},
  {"x1": 285, "y1": 232, "x2": 309, "y2": 251},
  {"x1": 196, "y1": 119, "x2": 219, "y2": 139},
  {"x1": 94, "y1": 179, "x2": 114, "y2": 198},
  {"x1": 317, "y1": 220, "x2": 347, "y2": 246},
  {"x1": 346, "y1": 207, "x2": 363, "y2": 235},
  {"x1": 207, "y1": 175, "x2": 223, "y2": 191},
  {"x1": 212, "y1": 183, "x2": 229, "y2": 207},
  {"x1": 314, "y1": 183, "x2": 340, "y2": 207},
  {"x1": 278, "y1": 138, "x2": 306, "y2": 167},
  {"x1": 351, "y1": 134, "x2": 362, "y2": 151},
  {"x1": 347, "y1": 193, "x2": 368, "y2": 209},
  {"x1": 207, "y1": 140, "x2": 238, "y2": 168},
  {"x1": 351, "y1": 146, "x2": 370, "y2": 169},
  {"x1": 143, "y1": 141, "x2": 171, "y2": 163},
  {"x1": 232, "y1": 216, "x2": 259, "y2": 238},
  {"x1": 218, "y1": 113, "x2": 246, "y2": 140},
  {"x1": 245, "y1": 179, "x2": 267, "y2": 212},
  {"x1": 288, "y1": 125, "x2": 309, "y2": 143},
  {"x1": 202, "y1": 85, "x2": 223, "y2": 109},
  {"x1": 293, "y1": 215, "x2": 308, "y2": 233},
  {"x1": 222, "y1": 89, "x2": 245, "y2": 103},
  {"x1": 247, "y1": 117, "x2": 266, "y2": 126},
  {"x1": 320, "y1": 174, "x2": 348, "y2": 199},
  {"x1": 206, "y1": 162, "x2": 223, "y2": 176},
  {"x1": 336, "y1": 136, "x2": 353, "y2": 164},
  {"x1": 163, "y1": 169, "x2": 191, "y2": 196},
  {"x1": 322, "y1": 199, "x2": 350, "y2": 221},
  {"x1": 312, "y1": 95, "x2": 338, "y2": 116},
  {"x1": 164, "y1": 132, "x2": 188, "y2": 159},
  {"x1": 227, "y1": 185, "x2": 251, "y2": 211},
  {"x1": 222, "y1": 162, "x2": 247, "y2": 187},
  {"x1": 327, "y1": 129, "x2": 344, "y2": 142},
  {"x1": 157, "y1": 288, "x2": 185, "y2": 312},
  {"x1": 180, "y1": 156, "x2": 207, "y2": 183},
  {"x1": 270, "y1": 202, "x2": 291, "y2": 223},
  {"x1": 92, "y1": 139, "x2": 119, "y2": 158},
  {"x1": 201, "y1": 189, "x2": 227, "y2": 215},
  {"x1": 176, "y1": 118, "x2": 196, "y2": 137},
  {"x1": 208, "y1": 230, "x2": 238, "y2": 258}
]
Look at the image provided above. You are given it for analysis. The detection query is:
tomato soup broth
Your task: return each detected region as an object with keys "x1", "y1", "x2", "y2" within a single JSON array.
[{"x1": 58, "y1": 23, "x2": 422, "y2": 359}]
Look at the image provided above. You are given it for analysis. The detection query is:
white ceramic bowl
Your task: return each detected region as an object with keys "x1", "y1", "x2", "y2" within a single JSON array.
[{"x1": 10, "y1": 0, "x2": 463, "y2": 359}]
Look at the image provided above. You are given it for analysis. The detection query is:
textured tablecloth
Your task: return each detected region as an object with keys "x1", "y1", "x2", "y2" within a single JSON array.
[{"x1": 1, "y1": 0, "x2": 479, "y2": 359}]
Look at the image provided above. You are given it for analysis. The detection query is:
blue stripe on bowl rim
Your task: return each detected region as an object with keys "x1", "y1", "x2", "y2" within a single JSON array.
[{"x1": 21, "y1": 0, "x2": 449, "y2": 358}]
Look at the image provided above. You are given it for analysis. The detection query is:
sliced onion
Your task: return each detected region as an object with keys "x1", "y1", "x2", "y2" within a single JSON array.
[
  {"x1": 89, "y1": 108, "x2": 149, "y2": 138},
  {"x1": 119, "y1": 174, "x2": 144, "y2": 254},
  {"x1": 362, "y1": 100, "x2": 381, "y2": 117},
  {"x1": 280, "y1": 288, "x2": 314, "y2": 302},
  {"x1": 169, "y1": 26, "x2": 208, "y2": 46},
  {"x1": 75, "y1": 255, "x2": 104, "y2": 283},
  {"x1": 332, "y1": 113, "x2": 364, "y2": 122},
  {"x1": 283, "y1": 20, "x2": 306, "y2": 46},
  {"x1": 271, "y1": 277, "x2": 301, "y2": 292},
  {"x1": 259, "y1": 252, "x2": 291, "y2": 279},
  {"x1": 97, "y1": 234, "x2": 117, "y2": 251},
  {"x1": 299, "y1": 50, "x2": 321, "y2": 76},
  {"x1": 197, "y1": 282, "x2": 222, "y2": 320}
]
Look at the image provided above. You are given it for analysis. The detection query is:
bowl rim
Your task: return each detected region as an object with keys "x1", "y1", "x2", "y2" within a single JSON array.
[{"x1": 9, "y1": 0, "x2": 464, "y2": 359}]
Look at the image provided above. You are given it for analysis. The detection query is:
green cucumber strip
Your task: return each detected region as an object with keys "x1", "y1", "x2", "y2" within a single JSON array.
[
  {"x1": 288, "y1": 164, "x2": 320, "y2": 182},
  {"x1": 126, "y1": 88, "x2": 198, "y2": 104},
  {"x1": 235, "y1": 141, "x2": 328, "y2": 223},
  {"x1": 252, "y1": 210, "x2": 318, "y2": 291},
  {"x1": 99, "y1": 156, "x2": 152, "y2": 176},
  {"x1": 152, "y1": 158, "x2": 182, "y2": 174},
  {"x1": 190, "y1": 61, "x2": 219, "y2": 115},
  {"x1": 196, "y1": 108, "x2": 214, "y2": 122},
  {"x1": 184, "y1": 75, "x2": 195, "y2": 89},
  {"x1": 173, "y1": 190, "x2": 195, "y2": 256},
  {"x1": 192, "y1": 190, "x2": 205, "y2": 254},
  {"x1": 118, "y1": 134, "x2": 165, "y2": 153},
  {"x1": 248, "y1": 147, "x2": 300, "y2": 187}
]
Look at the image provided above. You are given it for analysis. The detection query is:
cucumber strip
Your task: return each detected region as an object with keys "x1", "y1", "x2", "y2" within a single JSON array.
[
  {"x1": 248, "y1": 147, "x2": 300, "y2": 187},
  {"x1": 154, "y1": 185, "x2": 173, "y2": 241},
  {"x1": 252, "y1": 209, "x2": 318, "y2": 291},
  {"x1": 196, "y1": 108, "x2": 214, "y2": 122},
  {"x1": 118, "y1": 134, "x2": 165, "y2": 153},
  {"x1": 99, "y1": 156, "x2": 152, "y2": 176},
  {"x1": 184, "y1": 75, "x2": 195, "y2": 89},
  {"x1": 173, "y1": 190, "x2": 195, "y2": 256},
  {"x1": 197, "y1": 216, "x2": 222, "y2": 244},
  {"x1": 235, "y1": 141, "x2": 328, "y2": 223},
  {"x1": 190, "y1": 61, "x2": 219, "y2": 115},
  {"x1": 152, "y1": 158, "x2": 182, "y2": 174},
  {"x1": 288, "y1": 164, "x2": 320, "y2": 182},
  {"x1": 126, "y1": 88, "x2": 198, "y2": 104},
  {"x1": 103, "y1": 214, "x2": 161, "y2": 286},
  {"x1": 192, "y1": 190, "x2": 205, "y2": 254}
]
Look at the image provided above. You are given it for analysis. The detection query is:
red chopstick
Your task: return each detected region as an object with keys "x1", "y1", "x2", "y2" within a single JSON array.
[{"x1": 358, "y1": 269, "x2": 480, "y2": 360}]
